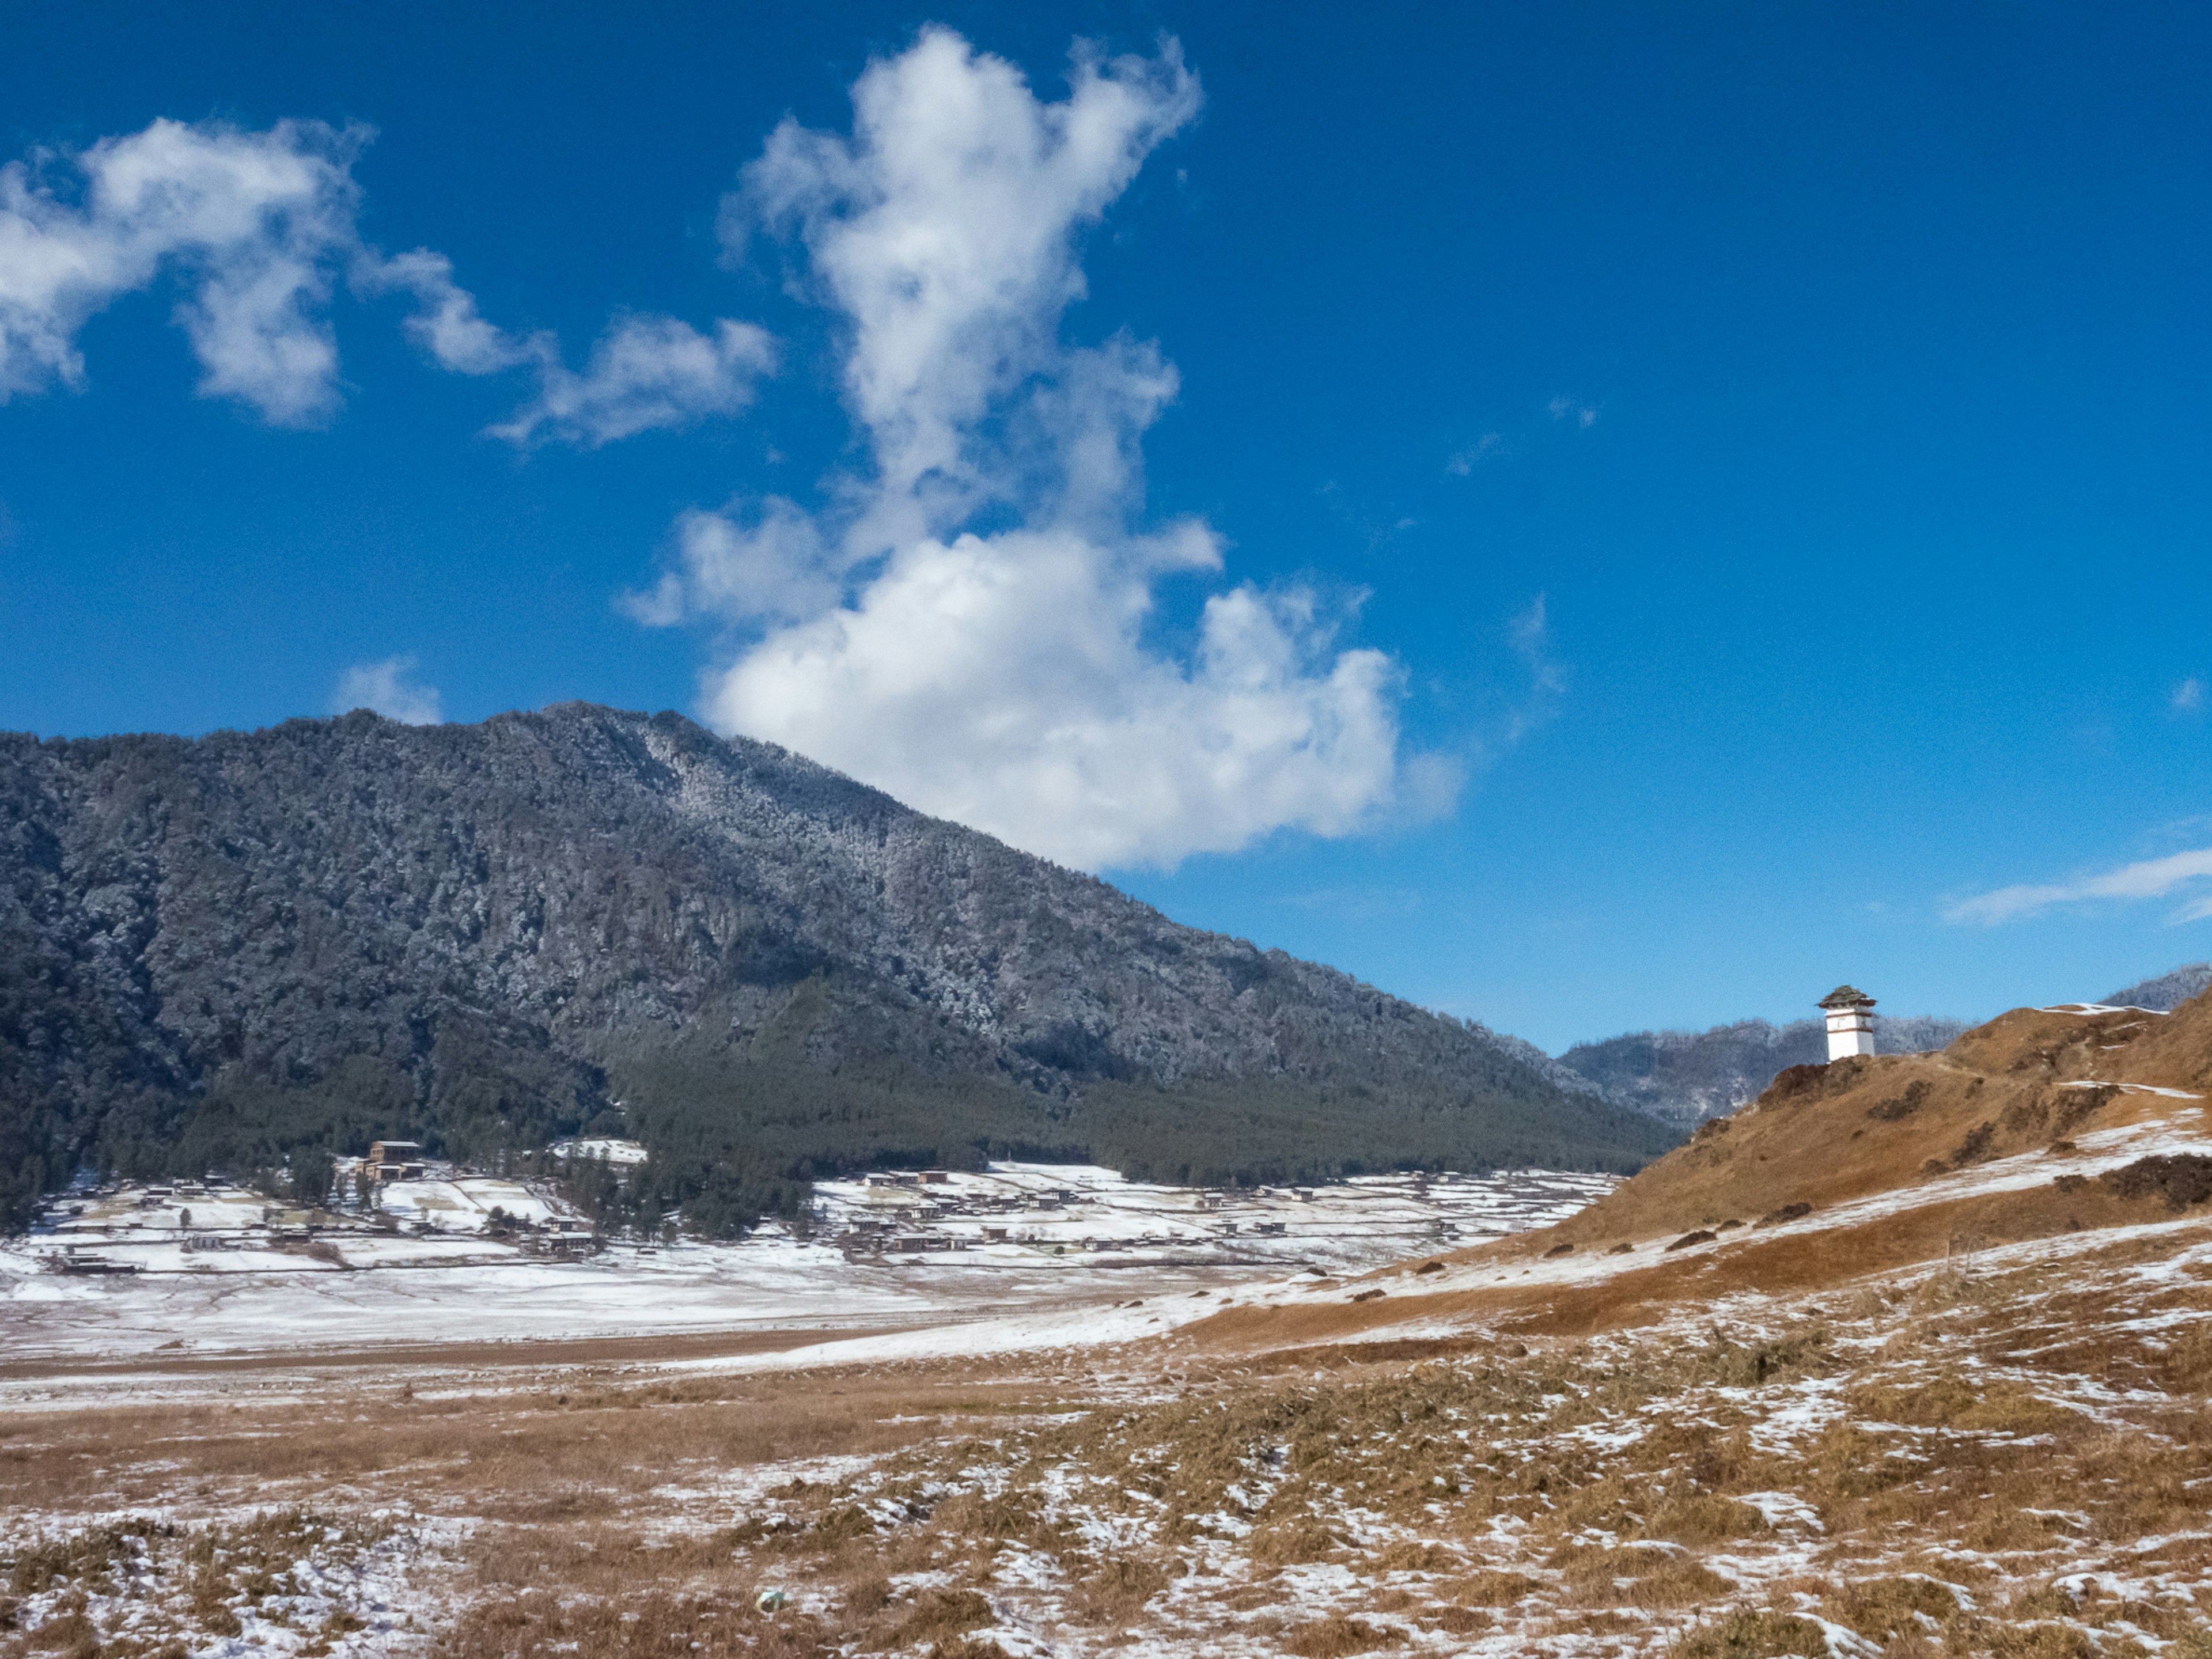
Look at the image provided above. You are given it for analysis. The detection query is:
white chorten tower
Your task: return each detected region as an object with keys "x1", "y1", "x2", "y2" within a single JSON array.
[{"x1": 1819, "y1": 985, "x2": 1877, "y2": 1060}]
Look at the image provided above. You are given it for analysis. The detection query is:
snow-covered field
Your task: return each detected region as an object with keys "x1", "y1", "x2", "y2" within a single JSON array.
[
  {"x1": 0, "y1": 1164, "x2": 1614, "y2": 1368},
  {"x1": 12, "y1": 1192, "x2": 2209, "y2": 1657}
]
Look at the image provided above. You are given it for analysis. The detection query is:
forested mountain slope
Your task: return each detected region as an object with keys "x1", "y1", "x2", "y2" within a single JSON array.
[
  {"x1": 2107, "y1": 962, "x2": 2212, "y2": 1011},
  {"x1": 0, "y1": 704, "x2": 1673, "y2": 1228}
]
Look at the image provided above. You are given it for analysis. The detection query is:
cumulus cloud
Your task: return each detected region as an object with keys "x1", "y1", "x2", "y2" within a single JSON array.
[
  {"x1": 2, "y1": 118, "x2": 773, "y2": 441},
  {"x1": 715, "y1": 528, "x2": 1402, "y2": 868},
  {"x1": 333, "y1": 655, "x2": 442, "y2": 724},
  {"x1": 631, "y1": 27, "x2": 1418, "y2": 869},
  {"x1": 621, "y1": 498, "x2": 838, "y2": 627},
  {"x1": 729, "y1": 31, "x2": 1201, "y2": 514},
  {"x1": 0, "y1": 117, "x2": 365, "y2": 422},
  {"x1": 1945, "y1": 845, "x2": 2212, "y2": 926}
]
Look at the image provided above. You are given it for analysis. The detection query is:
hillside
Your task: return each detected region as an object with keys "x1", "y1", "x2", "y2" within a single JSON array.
[
  {"x1": 1558, "y1": 1010, "x2": 1971, "y2": 1123},
  {"x1": 0, "y1": 704, "x2": 1672, "y2": 1229},
  {"x1": 1179, "y1": 984, "x2": 2212, "y2": 1355},
  {"x1": 843, "y1": 983, "x2": 2212, "y2": 1655}
]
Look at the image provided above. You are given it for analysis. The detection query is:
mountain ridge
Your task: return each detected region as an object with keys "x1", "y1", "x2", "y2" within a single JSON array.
[
  {"x1": 0, "y1": 702, "x2": 1673, "y2": 1228},
  {"x1": 1558, "y1": 963, "x2": 2212, "y2": 1124},
  {"x1": 1558, "y1": 1012, "x2": 1973, "y2": 1125}
]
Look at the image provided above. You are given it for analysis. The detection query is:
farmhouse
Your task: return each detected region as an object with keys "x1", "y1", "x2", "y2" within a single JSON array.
[{"x1": 365, "y1": 1141, "x2": 427, "y2": 1183}]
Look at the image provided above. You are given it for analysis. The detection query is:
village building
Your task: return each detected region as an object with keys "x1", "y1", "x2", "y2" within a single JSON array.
[{"x1": 365, "y1": 1141, "x2": 427, "y2": 1183}]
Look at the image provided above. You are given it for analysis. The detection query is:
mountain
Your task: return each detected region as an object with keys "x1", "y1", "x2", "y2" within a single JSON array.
[
  {"x1": 0, "y1": 703, "x2": 1675, "y2": 1229},
  {"x1": 1558, "y1": 1012, "x2": 1972, "y2": 1125},
  {"x1": 2105, "y1": 961, "x2": 2212, "y2": 1012}
]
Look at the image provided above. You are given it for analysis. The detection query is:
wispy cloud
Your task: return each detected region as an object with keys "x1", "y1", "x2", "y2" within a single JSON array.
[
  {"x1": 1499, "y1": 592, "x2": 1568, "y2": 745},
  {"x1": 628, "y1": 28, "x2": 1424, "y2": 871},
  {"x1": 2174, "y1": 677, "x2": 2205, "y2": 714},
  {"x1": 332, "y1": 656, "x2": 442, "y2": 725},
  {"x1": 1, "y1": 119, "x2": 772, "y2": 441},
  {"x1": 1945, "y1": 844, "x2": 2212, "y2": 926},
  {"x1": 364, "y1": 251, "x2": 775, "y2": 446},
  {"x1": 1547, "y1": 393, "x2": 1600, "y2": 429},
  {"x1": 1445, "y1": 394, "x2": 1601, "y2": 478},
  {"x1": 487, "y1": 315, "x2": 775, "y2": 448},
  {"x1": 1445, "y1": 432, "x2": 1507, "y2": 475}
]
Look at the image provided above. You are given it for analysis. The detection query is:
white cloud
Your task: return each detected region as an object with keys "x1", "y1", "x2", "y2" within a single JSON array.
[
  {"x1": 713, "y1": 527, "x2": 1402, "y2": 868},
  {"x1": 361, "y1": 249, "x2": 775, "y2": 445},
  {"x1": 627, "y1": 28, "x2": 1421, "y2": 869},
  {"x1": 1, "y1": 119, "x2": 774, "y2": 441},
  {"x1": 621, "y1": 498, "x2": 839, "y2": 628},
  {"x1": 332, "y1": 656, "x2": 442, "y2": 725},
  {"x1": 1945, "y1": 844, "x2": 2212, "y2": 926},
  {"x1": 361, "y1": 247, "x2": 531, "y2": 376},
  {"x1": 0, "y1": 118, "x2": 365, "y2": 422},
  {"x1": 1496, "y1": 592, "x2": 1569, "y2": 750},
  {"x1": 2175, "y1": 677, "x2": 2205, "y2": 714},
  {"x1": 732, "y1": 27, "x2": 1202, "y2": 538},
  {"x1": 487, "y1": 314, "x2": 775, "y2": 448}
]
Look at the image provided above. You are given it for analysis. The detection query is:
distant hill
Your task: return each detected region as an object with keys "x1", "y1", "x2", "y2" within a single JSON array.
[
  {"x1": 0, "y1": 704, "x2": 1675, "y2": 1230},
  {"x1": 2104, "y1": 963, "x2": 2212, "y2": 1012},
  {"x1": 1558, "y1": 1013, "x2": 1972, "y2": 1126},
  {"x1": 1559, "y1": 962, "x2": 2212, "y2": 1124},
  {"x1": 1534, "y1": 989, "x2": 2212, "y2": 1262}
]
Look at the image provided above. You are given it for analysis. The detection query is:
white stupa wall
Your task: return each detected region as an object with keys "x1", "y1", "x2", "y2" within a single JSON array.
[{"x1": 1825, "y1": 1006, "x2": 1876, "y2": 1060}]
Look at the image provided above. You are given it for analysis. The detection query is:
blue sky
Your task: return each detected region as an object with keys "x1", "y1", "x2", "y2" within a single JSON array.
[{"x1": 6, "y1": 2, "x2": 2212, "y2": 1052}]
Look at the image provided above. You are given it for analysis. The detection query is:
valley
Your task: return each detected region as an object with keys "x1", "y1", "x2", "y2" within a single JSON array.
[
  {"x1": 0, "y1": 1165, "x2": 1612, "y2": 1369},
  {"x1": 7, "y1": 993, "x2": 2212, "y2": 1657}
]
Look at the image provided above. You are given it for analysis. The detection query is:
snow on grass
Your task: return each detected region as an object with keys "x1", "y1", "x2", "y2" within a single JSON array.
[
  {"x1": 0, "y1": 1504, "x2": 467, "y2": 1658},
  {"x1": 2035, "y1": 1003, "x2": 2172, "y2": 1016},
  {"x1": 2, "y1": 1166, "x2": 1615, "y2": 1368},
  {"x1": 647, "y1": 1217, "x2": 2212, "y2": 1656},
  {"x1": 2056, "y1": 1080, "x2": 2204, "y2": 1099}
]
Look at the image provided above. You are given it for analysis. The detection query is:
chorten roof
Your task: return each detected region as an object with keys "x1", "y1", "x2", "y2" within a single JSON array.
[{"x1": 1817, "y1": 985, "x2": 1876, "y2": 1010}]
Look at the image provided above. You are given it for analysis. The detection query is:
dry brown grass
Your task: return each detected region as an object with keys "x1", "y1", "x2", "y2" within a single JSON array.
[
  {"x1": 1671, "y1": 1607, "x2": 1831, "y2": 1657},
  {"x1": 1281, "y1": 1613, "x2": 1406, "y2": 1655}
]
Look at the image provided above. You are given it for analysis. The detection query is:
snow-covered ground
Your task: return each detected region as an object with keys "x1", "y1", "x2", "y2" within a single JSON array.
[
  {"x1": 814, "y1": 1162, "x2": 1611, "y2": 1266},
  {"x1": 0, "y1": 1164, "x2": 1615, "y2": 1367},
  {"x1": 549, "y1": 1135, "x2": 650, "y2": 1165}
]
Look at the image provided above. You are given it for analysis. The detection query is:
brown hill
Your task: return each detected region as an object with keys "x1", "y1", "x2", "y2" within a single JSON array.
[
  {"x1": 1184, "y1": 989, "x2": 2212, "y2": 1351},
  {"x1": 1542, "y1": 994, "x2": 2209, "y2": 1249}
]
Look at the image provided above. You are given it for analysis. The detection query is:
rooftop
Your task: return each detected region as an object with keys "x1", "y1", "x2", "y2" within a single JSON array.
[{"x1": 1817, "y1": 984, "x2": 1876, "y2": 1010}]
